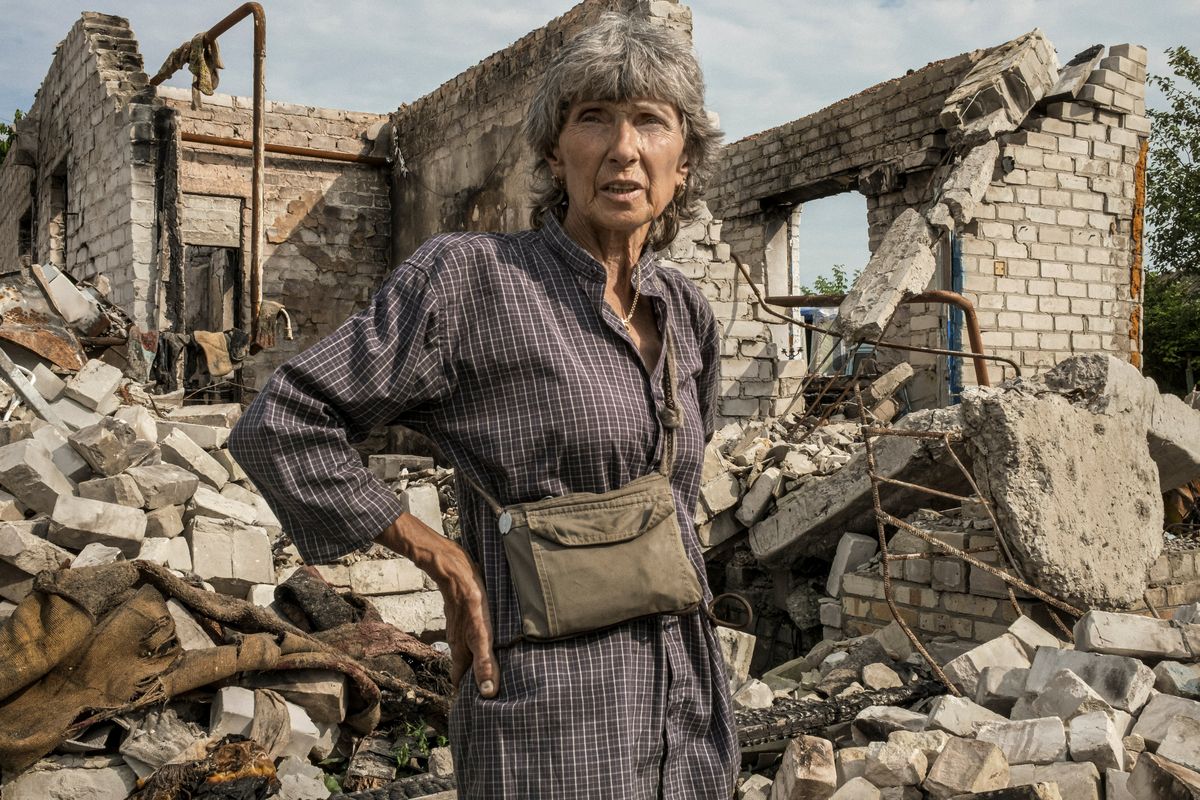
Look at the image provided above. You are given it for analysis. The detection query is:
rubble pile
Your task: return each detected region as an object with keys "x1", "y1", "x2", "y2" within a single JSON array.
[
  {"x1": 726, "y1": 607, "x2": 1200, "y2": 799},
  {"x1": 0, "y1": 358, "x2": 458, "y2": 799}
]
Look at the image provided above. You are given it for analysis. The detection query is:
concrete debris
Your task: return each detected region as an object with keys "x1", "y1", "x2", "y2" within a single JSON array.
[
  {"x1": 831, "y1": 208, "x2": 938, "y2": 345},
  {"x1": 927, "y1": 140, "x2": 1001, "y2": 231}
]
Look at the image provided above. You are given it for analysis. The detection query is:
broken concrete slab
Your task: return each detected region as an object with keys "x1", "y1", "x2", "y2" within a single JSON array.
[
  {"x1": 1008, "y1": 762, "x2": 1101, "y2": 800},
  {"x1": 187, "y1": 484, "x2": 258, "y2": 526},
  {"x1": 1068, "y1": 710, "x2": 1127, "y2": 771},
  {"x1": 827, "y1": 533, "x2": 878, "y2": 598},
  {"x1": 62, "y1": 358, "x2": 122, "y2": 411},
  {"x1": 398, "y1": 484, "x2": 442, "y2": 535},
  {"x1": 159, "y1": 429, "x2": 228, "y2": 489},
  {"x1": 185, "y1": 515, "x2": 273, "y2": 595},
  {"x1": 0, "y1": 438, "x2": 76, "y2": 514},
  {"x1": 69, "y1": 417, "x2": 139, "y2": 476},
  {"x1": 961, "y1": 384, "x2": 1162, "y2": 608},
  {"x1": 1026, "y1": 646, "x2": 1154, "y2": 712},
  {"x1": 137, "y1": 536, "x2": 192, "y2": 571},
  {"x1": 78, "y1": 473, "x2": 145, "y2": 508},
  {"x1": 48, "y1": 495, "x2": 147, "y2": 556},
  {"x1": 944, "y1": 633, "x2": 1031, "y2": 697},
  {"x1": 927, "y1": 140, "x2": 1001, "y2": 231},
  {"x1": 125, "y1": 463, "x2": 200, "y2": 509},
  {"x1": 752, "y1": 407, "x2": 968, "y2": 565},
  {"x1": 831, "y1": 208, "x2": 937, "y2": 344},
  {"x1": 941, "y1": 30, "x2": 1058, "y2": 145},
  {"x1": 1130, "y1": 693, "x2": 1200, "y2": 748}
]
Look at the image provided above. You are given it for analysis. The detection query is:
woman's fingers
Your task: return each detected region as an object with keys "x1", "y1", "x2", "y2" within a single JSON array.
[{"x1": 467, "y1": 568, "x2": 499, "y2": 697}]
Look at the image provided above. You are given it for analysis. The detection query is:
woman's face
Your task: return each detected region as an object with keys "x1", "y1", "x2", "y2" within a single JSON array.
[{"x1": 547, "y1": 97, "x2": 689, "y2": 245}]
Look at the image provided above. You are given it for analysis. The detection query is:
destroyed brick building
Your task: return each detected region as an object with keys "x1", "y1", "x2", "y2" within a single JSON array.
[{"x1": 1, "y1": 1, "x2": 1199, "y2": 799}]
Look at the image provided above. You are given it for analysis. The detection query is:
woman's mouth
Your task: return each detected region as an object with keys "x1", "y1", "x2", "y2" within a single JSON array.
[{"x1": 600, "y1": 181, "x2": 644, "y2": 200}]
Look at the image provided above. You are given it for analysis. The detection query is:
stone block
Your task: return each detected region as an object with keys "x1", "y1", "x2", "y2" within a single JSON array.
[
  {"x1": 70, "y1": 542, "x2": 125, "y2": 567},
  {"x1": 716, "y1": 627, "x2": 755, "y2": 691},
  {"x1": 733, "y1": 679, "x2": 774, "y2": 710},
  {"x1": 137, "y1": 537, "x2": 192, "y2": 571},
  {"x1": 125, "y1": 464, "x2": 200, "y2": 509},
  {"x1": 63, "y1": 358, "x2": 122, "y2": 410},
  {"x1": 0, "y1": 761, "x2": 138, "y2": 799},
  {"x1": 852, "y1": 706, "x2": 929, "y2": 744},
  {"x1": 0, "y1": 438, "x2": 75, "y2": 514},
  {"x1": 1008, "y1": 762, "x2": 1100, "y2": 799},
  {"x1": 736, "y1": 467, "x2": 781, "y2": 526},
  {"x1": 165, "y1": 403, "x2": 242, "y2": 427},
  {"x1": 166, "y1": 598, "x2": 214, "y2": 649},
  {"x1": 31, "y1": 424, "x2": 91, "y2": 481},
  {"x1": 0, "y1": 489, "x2": 21, "y2": 521},
  {"x1": 975, "y1": 665, "x2": 1029, "y2": 715},
  {"x1": 48, "y1": 396, "x2": 104, "y2": 431},
  {"x1": 370, "y1": 590, "x2": 446, "y2": 635},
  {"x1": 186, "y1": 515, "x2": 273, "y2": 595},
  {"x1": 78, "y1": 473, "x2": 145, "y2": 507},
  {"x1": 156, "y1": 420, "x2": 230, "y2": 451},
  {"x1": 113, "y1": 404, "x2": 158, "y2": 442},
  {"x1": 944, "y1": 634, "x2": 1031, "y2": 697},
  {"x1": 242, "y1": 669, "x2": 348, "y2": 724},
  {"x1": 0, "y1": 560, "x2": 34, "y2": 603},
  {"x1": 48, "y1": 494, "x2": 147, "y2": 556},
  {"x1": 398, "y1": 484, "x2": 442, "y2": 535},
  {"x1": 1025, "y1": 644, "x2": 1155, "y2": 712},
  {"x1": 159, "y1": 429, "x2": 228, "y2": 489},
  {"x1": 976, "y1": 717, "x2": 1067, "y2": 765},
  {"x1": 1107, "y1": 768, "x2": 1136, "y2": 800},
  {"x1": 1081, "y1": 609, "x2": 1193, "y2": 660},
  {"x1": 348, "y1": 557, "x2": 427, "y2": 596},
  {"x1": 1149, "y1": 392, "x2": 1200, "y2": 490},
  {"x1": 1154, "y1": 661, "x2": 1200, "y2": 700},
  {"x1": 962, "y1": 383, "x2": 1162, "y2": 609},
  {"x1": 1131, "y1": 693, "x2": 1200, "y2": 747},
  {"x1": 927, "y1": 695, "x2": 1007, "y2": 738},
  {"x1": 924, "y1": 737, "x2": 1010, "y2": 800},
  {"x1": 30, "y1": 362, "x2": 66, "y2": 401},
  {"x1": 837, "y1": 746, "x2": 869, "y2": 784},
  {"x1": 187, "y1": 484, "x2": 257, "y2": 526},
  {"x1": 832, "y1": 209, "x2": 937, "y2": 343},
  {"x1": 865, "y1": 739, "x2": 927, "y2": 787},
  {"x1": 1027, "y1": 667, "x2": 1114, "y2": 721},
  {"x1": 211, "y1": 448, "x2": 247, "y2": 481},
  {"x1": 1157, "y1": 716, "x2": 1200, "y2": 773},
  {"x1": 1068, "y1": 710, "x2": 1126, "y2": 770},
  {"x1": 1006, "y1": 616, "x2": 1062, "y2": 659},
  {"x1": 69, "y1": 417, "x2": 138, "y2": 476},
  {"x1": 827, "y1": 533, "x2": 878, "y2": 597},
  {"x1": 769, "y1": 736, "x2": 836, "y2": 800},
  {"x1": 145, "y1": 504, "x2": 185, "y2": 538},
  {"x1": 1127, "y1": 752, "x2": 1200, "y2": 799},
  {"x1": 0, "y1": 520, "x2": 70, "y2": 574},
  {"x1": 829, "y1": 777, "x2": 880, "y2": 800}
]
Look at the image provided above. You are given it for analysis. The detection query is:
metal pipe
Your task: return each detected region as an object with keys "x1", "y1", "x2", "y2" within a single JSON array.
[
  {"x1": 150, "y1": 3, "x2": 266, "y2": 344},
  {"x1": 179, "y1": 132, "x2": 389, "y2": 167},
  {"x1": 765, "y1": 290, "x2": 993, "y2": 386}
]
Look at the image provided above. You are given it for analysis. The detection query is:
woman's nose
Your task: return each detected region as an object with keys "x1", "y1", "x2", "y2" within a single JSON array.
[{"x1": 606, "y1": 119, "x2": 640, "y2": 165}]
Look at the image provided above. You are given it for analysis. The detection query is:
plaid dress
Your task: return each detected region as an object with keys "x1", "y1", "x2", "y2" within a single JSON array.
[{"x1": 230, "y1": 215, "x2": 738, "y2": 798}]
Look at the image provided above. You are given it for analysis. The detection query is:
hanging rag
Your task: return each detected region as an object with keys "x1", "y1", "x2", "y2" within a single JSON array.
[
  {"x1": 193, "y1": 330, "x2": 234, "y2": 378},
  {"x1": 254, "y1": 301, "x2": 294, "y2": 351},
  {"x1": 188, "y1": 32, "x2": 223, "y2": 110}
]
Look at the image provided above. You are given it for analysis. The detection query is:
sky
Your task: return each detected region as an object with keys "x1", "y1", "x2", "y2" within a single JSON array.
[{"x1": 1, "y1": 0, "x2": 1195, "y2": 281}]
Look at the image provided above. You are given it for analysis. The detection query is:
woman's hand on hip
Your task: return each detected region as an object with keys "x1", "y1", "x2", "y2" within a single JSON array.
[{"x1": 377, "y1": 514, "x2": 500, "y2": 698}]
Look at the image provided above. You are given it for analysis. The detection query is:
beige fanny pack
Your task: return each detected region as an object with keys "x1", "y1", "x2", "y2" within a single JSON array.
[{"x1": 462, "y1": 328, "x2": 703, "y2": 641}]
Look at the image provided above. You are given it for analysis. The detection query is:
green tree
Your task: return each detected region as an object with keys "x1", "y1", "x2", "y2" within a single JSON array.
[
  {"x1": 1144, "y1": 47, "x2": 1200, "y2": 393},
  {"x1": 0, "y1": 109, "x2": 23, "y2": 165},
  {"x1": 798, "y1": 264, "x2": 858, "y2": 295}
]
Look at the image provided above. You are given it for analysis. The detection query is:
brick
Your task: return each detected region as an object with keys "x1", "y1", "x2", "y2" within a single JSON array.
[{"x1": 48, "y1": 494, "x2": 147, "y2": 556}]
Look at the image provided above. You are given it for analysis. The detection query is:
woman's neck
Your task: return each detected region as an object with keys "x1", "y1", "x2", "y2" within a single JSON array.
[{"x1": 561, "y1": 212, "x2": 650, "y2": 284}]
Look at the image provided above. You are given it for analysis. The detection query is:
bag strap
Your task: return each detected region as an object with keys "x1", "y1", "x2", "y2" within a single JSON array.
[{"x1": 459, "y1": 322, "x2": 682, "y2": 519}]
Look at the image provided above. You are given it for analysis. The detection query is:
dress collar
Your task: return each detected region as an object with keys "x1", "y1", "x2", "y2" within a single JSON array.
[{"x1": 540, "y1": 213, "x2": 662, "y2": 292}]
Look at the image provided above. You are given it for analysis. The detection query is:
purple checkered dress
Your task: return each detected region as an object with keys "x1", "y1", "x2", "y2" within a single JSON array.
[{"x1": 230, "y1": 215, "x2": 738, "y2": 798}]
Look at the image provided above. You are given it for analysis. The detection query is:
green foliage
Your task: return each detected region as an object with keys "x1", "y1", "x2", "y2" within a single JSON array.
[
  {"x1": 1144, "y1": 46, "x2": 1200, "y2": 393},
  {"x1": 1143, "y1": 270, "x2": 1200, "y2": 394},
  {"x1": 0, "y1": 109, "x2": 24, "y2": 165},
  {"x1": 391, "y1": 720, "x2": 443, "y2": 773},
  {"x1": 798, "y1": 264, "x2": 858, "y2": 295},
  {"x1": 1146, "y1": 47, "x2": 1200, "y2": 276}
]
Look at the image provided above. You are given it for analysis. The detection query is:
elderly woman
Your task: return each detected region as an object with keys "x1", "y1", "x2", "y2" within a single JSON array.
[{"x1": 229, "y1": 12, "x2": 735, "y2": 798}]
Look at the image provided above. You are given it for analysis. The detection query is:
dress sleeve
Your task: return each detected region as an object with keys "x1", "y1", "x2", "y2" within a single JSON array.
[
  {"x1": 695, "y1": 300, "x2": 722, "y2": 443},
  {"x1": 228, "y1": 262, "x2": 453, "y2": 564}
]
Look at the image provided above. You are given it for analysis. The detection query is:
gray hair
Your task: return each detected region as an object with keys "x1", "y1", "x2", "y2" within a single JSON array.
[{"x1": 524, "y1": 12, "x2": 722, "y2": 250}]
